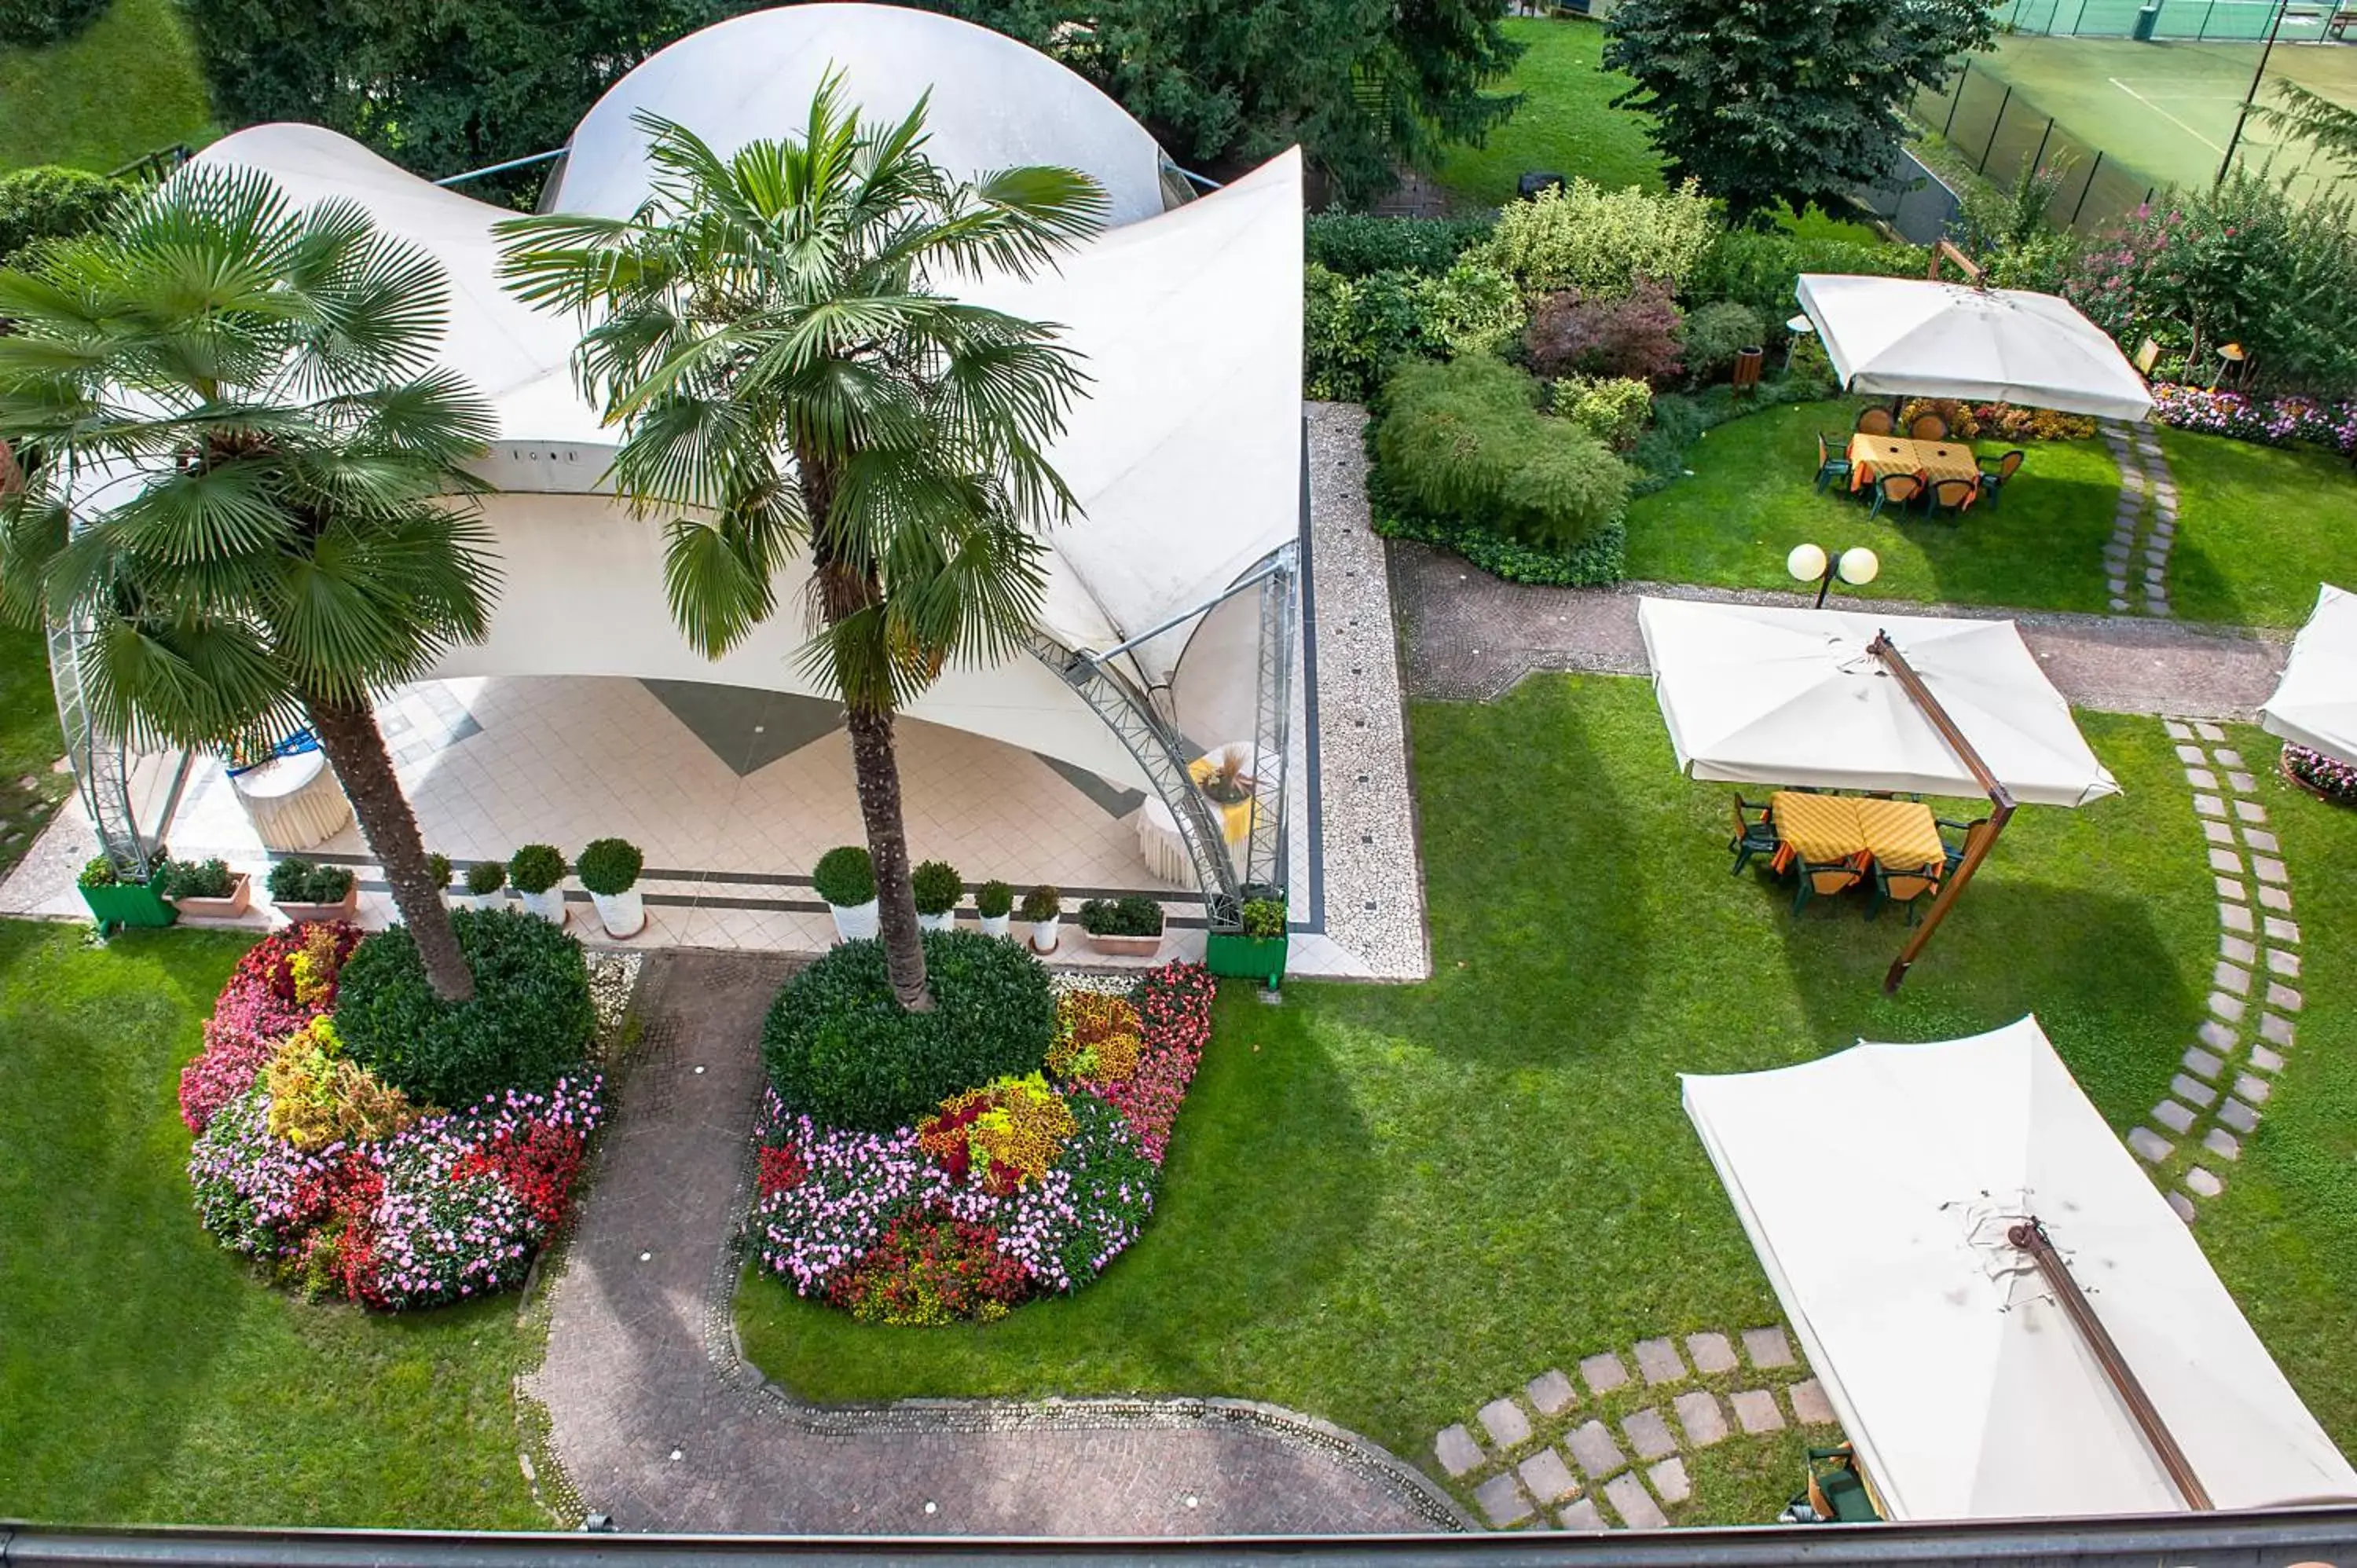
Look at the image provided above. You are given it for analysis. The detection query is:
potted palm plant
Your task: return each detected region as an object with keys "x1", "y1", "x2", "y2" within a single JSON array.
[
  {"x1": 162, "y1": 856, "x2": 251, "y2": 921},
  {"x1": 1080, "y1": 895, "x2": 1165, "y2": 957},
  {"x1": 509, "y1": 844, "x2": 568, "y2": 925},
  {"x1": 912, "y1": 859, "x2": 962, "y2": 932},
  {"x1": 268, "y1": 857, "x2": 358, "y2": 923},
  {"x1": 78, "y1": 855, "x2": 178, "y2": 930},
  {"x1": 1019, "y1": 885, "x2": 1061, "y2": 954},
  {"x1": 1206, "y1": 895, "x2": 1288, "y2": 987},
  {"x1": 578, "y1": 837, "x2": 647, "y2": 939},
  {"x1": 813, "y1": 846, "x2": 878, "y2": 941},
  {"x1": 459, "y1": 859, "x2": 508, "y2": 911},
  {"x1": 975, "y1": 879, "x2": 1015, "y2": 939}
]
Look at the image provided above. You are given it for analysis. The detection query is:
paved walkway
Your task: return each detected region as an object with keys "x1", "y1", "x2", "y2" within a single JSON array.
[
  {"x1": 1393, "y1": 545, "x2": 2289, "y2": 716},
  {"x1": 525, "y1": 951, "x2": 1461, "y2": 1536}
]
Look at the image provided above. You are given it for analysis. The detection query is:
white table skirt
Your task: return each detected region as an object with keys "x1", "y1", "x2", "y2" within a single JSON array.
[{"x1": 230, "y1": 750, "x2": 354, "y2": 852}]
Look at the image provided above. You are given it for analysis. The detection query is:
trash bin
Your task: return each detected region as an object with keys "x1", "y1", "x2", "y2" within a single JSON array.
[{"x1": 2132, "y1": 2, "x2": 2161, "y2": 40}]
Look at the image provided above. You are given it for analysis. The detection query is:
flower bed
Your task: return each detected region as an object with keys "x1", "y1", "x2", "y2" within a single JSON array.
[
  {"x1": 2149, "y1": 384, "x2": 2357, "y2": 456},
  {"x1": 750, "y1": 960, "x2": 1215, "y2": 1321},
  {"x1": 180, "y1": 917, "x2": 613, "y2": 1309},
  {"x1": 2283, "y1": 742, "x2": 2357, "y2": 805}
]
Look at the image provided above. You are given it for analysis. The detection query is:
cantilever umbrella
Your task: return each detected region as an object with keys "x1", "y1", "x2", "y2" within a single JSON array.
[
  {"x1": 2260, "y1": 583, "x2": 2357, "y2": 767},
  {"x1": 1682, "y1": 1018, "x2": 2357, "y2": 1520},
  {"x1": 1795, "y1": 273, "x2": 2154, "y2": 423},
  {"x1": 1637, "y1": 597, "x2": 2120, "y2": 988}
]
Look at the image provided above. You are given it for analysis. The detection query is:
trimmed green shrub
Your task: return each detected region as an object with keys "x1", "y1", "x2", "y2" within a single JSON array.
[
  {"x1": 1553, "y1": 376, "x2": 1653, "y2": 452},
  {"x1": 508, "y1": 844, "x2": 566, "y2": 896},
  {"x1": 1306, "y1": 263, "x2": 1430, "y2": 403},
  {"x1": 0, "y1": 167, "x2": 135, "y2": 267},
  {"x1": 911, "y1": 859, "x2": 963, "y2": 916},
  {"x1": 162, "y1": 858, "x2": 238, "y2": 900},
  {"x1": 812, "y1": 845, "x2": 875, "y2": 907},
  {"x1": 1306, "y1": 211, "x2": 1496, "y2": 278},
  {"x1": 975, "y1": 879, "x2": 1015, "y2": 918},
  {"x1": 336, "y1": 907, "x2": 595, "y2": 1107},
  {"x1": 1681, "y1": 301, "x2": 1767, "y2": 384},
  {"x1": 1478, "y1": 178, "x2": 1716, "y2": 297},
  {"x1": 79, "y1": 855, "x2": 118, "y2": 888},
  {"x1": 762, "y1": 931, "x2": 1056, "y2": 1132},
  {"x1": 576, "y1": 837, "x2": 643, "y2": 896},
  {"x1": 1417, "y1": 259, "x2": 1525, "y2": 360},
  {"x1": 1080, "y1": 896, "x2": 1164, "y2": 936},
  {"x1": 266, "y1": 858, "x2": 354, "y2": 904},
  {"x1": 1365, "y1": 423, "x2": 1626, "y2": 587},
  {"x1": 427, "y1": 852, "x2": 453, "y2": 890},
  {"x1": 1241, "y1": 897, "x2": 1287, "y2": 938},
  {"x1": 464, "y1": 860, "x2": 507, "y2": 896},
  {"x1": 1017, "y1": 885, "x2": 1061, "y2": 922},
  {"x1": 1688, "y1": 230, "x2": 1923, "y2": 341},
  {"x1": 1375, "y1": 355, "x2": 1633, "y2": 551}
]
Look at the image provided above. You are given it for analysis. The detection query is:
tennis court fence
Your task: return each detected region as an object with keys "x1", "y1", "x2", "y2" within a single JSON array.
[
  {"x1": 1911, "y1": 59, "x2": 2167, "y2": 235},
  {"x1": 1991, "y1": 0, "x2": 2343, "y2": 40}
]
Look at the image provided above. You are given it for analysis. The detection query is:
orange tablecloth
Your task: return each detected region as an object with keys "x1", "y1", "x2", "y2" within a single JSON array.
[
  {"x1": 1768, "y1": 793, "x2": 1943, "y2": 874},
  {"x1": 1854, "y1": 797, "x2": 1944, "y2": 873},
  {"x1": 1847, "y1": 434, "x2": 1980, "y2": 497}
]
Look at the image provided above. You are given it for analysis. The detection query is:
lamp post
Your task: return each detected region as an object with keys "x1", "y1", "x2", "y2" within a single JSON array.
[{"x1": 1787, "y1": 543, "x2": 1881, "y2": 608}]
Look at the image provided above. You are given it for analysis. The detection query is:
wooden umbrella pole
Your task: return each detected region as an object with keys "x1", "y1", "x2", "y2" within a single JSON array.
[
  {"x1": 2008, "y1": 1218, "x2": 2214, "y2": 1511},
  {"x1": 1870, "y1": 632, "x2": 2018, "y2": 995}
]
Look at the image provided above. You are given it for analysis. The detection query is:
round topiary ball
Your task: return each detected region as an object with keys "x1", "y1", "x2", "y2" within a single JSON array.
[
  {"x1": 763, "y1": 930, "x2": 1054, "y2": 1132},
  {"x1": 335, "y1": 907, "x2": 596, "y2": 1107}
]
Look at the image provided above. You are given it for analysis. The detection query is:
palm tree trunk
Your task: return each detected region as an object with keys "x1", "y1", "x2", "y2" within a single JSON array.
[
  {"x1": 305, "y1": 691, "x2": 476, "y2": 1003},
  {"x1": 842, "y1": 700, "x2": 933, "y2": 1011}
]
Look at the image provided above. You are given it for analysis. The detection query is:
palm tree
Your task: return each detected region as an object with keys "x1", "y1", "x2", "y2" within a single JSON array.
[
  {"x1": 497, "y1": 81, "x2": 1107, "y2": 1011},
  {"x1": 0, "y1": 165, "x2": 498, "y2": 1002}
]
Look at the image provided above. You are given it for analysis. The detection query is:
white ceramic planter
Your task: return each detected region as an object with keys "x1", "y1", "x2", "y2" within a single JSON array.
[
  {"x1": 979, "y1": 911, "x2": 1010, "y2": 939},
  {"x1": 829, "y1": 897, "x2": 880, "y2": 942},
  {"x1": 454, "y1": 888, "x2": 507, "y2": 913},
  {"x1": 519, "y1": 887, "x2": 567, "y2": 925},
  {"x1": 1029, "y1": 916, "x2": 1061, "y2": 954},
  {"x1": 918, "y1": 910, "x2": 956, "y2": 932},
  {"x1": 592, "y1": 888, "x2": 646, "y2": 939}
]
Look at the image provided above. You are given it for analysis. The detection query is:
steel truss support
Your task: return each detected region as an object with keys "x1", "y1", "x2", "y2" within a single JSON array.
[{"x1": 1243, "y1": 550, "x2": 1295, "y2": 903}]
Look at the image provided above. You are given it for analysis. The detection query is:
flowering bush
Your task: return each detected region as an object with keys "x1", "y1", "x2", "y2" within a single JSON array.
[
  {"x1": 2147, "y1": 384, "x2": 2357, "y2": 455},
  {"x1": 182, "y1": 920, "x2": 603, "y2": 1310},
  {"x1": 750, "y1": 960, "x2": 1217, "y2": 1318},
  {"x1": 1478, "y1": 178, "x2": 1715, "y2": 299},
  {"x1": 2284, "y1": 742, "x2": 2357, "y2": 804},
  {"x1": 1897, "y1": 397, "x2": 2096, "y2": 444}
]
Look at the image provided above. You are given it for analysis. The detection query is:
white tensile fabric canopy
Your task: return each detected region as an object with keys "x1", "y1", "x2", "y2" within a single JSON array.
[
  {"x1": 2261, "y1": 583, "x2": 2357, "y2": 766},
  {"x1": 1637, "y1": 598, "x2": 2121, "y2": 807},
  {"x1": 1683, "y1": 1017, "x2": 2357, "y2": 1521},
  {"x1": 1795, "y1": 274, "x2": 2155, "y2": 423}
]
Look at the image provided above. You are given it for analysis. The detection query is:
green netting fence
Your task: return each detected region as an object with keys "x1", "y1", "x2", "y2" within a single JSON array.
[{"x1": 1913, "y1": 60, "x2": 2167, "y2": 234}]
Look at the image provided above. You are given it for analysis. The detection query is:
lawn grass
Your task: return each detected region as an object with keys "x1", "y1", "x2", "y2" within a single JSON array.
[
  {"x1": 0, "y1": 0, "x2": 214, "y2": 173},
  {"x1": 1620, "y1": 400, "x2": 2121, "y2": 611},
  {"x1": 737, "y1": 676, "x2": 2302, "y2": 1521},
  {"x1": 0, "y1": 628, "x2": 71, "y2": 882},
  {"x1": 1432, "y1": 16, "x2": 1664, "y2": 202},
  {"x1": 2161, "y1": 428, "x2": 2357, "y2": 628},
  {"x1": 0, "y1": 920, "x2": 547, "y2": 1528}
]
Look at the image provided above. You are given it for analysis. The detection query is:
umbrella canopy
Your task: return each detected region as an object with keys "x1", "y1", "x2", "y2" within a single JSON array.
[
  {"x1": 1637, "y1": 597, "x2": 2121, "y2": 808},
  {"x1": 2261, "y1": 583, "x2": 2357, "y2": 766},
  {"x1": 1796, "y1": 274, "x2": 2154, "y2": 423},
  {"x1": 1683, "y1": 1018, "x2": 2357, "y2": 1521}
]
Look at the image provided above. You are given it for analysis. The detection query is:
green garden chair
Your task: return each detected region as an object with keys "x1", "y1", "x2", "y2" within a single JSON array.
[
  {"x1": 1977, "y1": 449, "x2": 2025, "y2": 508},
  {"x1": 1791, "y1": 855, "x2": 1863, "y2": 916},
  {"x1": 1814, "y1": 433, "x2": 1852, "y2": 493},
  {"x1": 1936, "y1": 816, "x2": 1991, "y2": 878},
  {"x1": 1729, "y1": 795, "x2": 1778, "y2": 875},
  {"x1": 1868, "y1": 861, "x2": 1940, "y2": 923},
  {"x1": 1926, "y1": 477, "x2": 1978, "y2": 518},
  {"x1": 1867, "y1": 471, "x2": 1923, "y2": 520},
  {"x1": 1802, "y1": 1445, "x2": 1882, "y2": 1523}
]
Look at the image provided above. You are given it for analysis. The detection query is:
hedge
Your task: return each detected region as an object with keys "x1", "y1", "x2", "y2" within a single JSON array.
[{"x1": 1374, "y1": 355, "x2": 1633, "y2": 551}]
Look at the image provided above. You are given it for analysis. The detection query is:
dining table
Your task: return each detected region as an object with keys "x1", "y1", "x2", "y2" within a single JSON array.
[
  {"x1": 1768, "y1": 791, "x2": 1943, "y2": 874},
  {"x1": 1846, "y1": 434, "x2": 1980, "y2": 498}
]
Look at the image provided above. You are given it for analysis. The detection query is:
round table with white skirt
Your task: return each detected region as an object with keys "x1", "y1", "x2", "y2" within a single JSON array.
[
  {"x1": 229, "y1": 749, "x2": 355, "y2": 852},
  {"x1": 1134, "y1": 742, "x2": 1277, "y2": 887}
]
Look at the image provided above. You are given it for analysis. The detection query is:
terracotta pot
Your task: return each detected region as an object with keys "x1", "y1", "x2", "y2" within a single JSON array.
[
  {"x1": 171, "y1": 874, "x2": 253, "y2": 921},
  {"x1": 1087, "y1": 929, "x2": 1164, "y2": 958},
  {"x1": 276, "y1": 883, "x2": 361, "y2": 925}
]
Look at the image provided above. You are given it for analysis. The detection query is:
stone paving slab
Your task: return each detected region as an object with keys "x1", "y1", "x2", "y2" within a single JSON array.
[
  {"x1": 527, "y1": 952, "x2": 1458, "y2": 1537},
  {"x1": 1578, "y1": 1351, "x2": 1630, "y2": 1396},
  {"x1": 1622, "y1": 1409, "x2": 1677, "y2": 1462},
  {"x1": 1518, "y1": 1448, "x2": 1578, "y2": 1506},
  {"x1": 1604, "y1": 1473, "x2": 1669, "y2": 1531},
  {"x1": 1557, "y1": 1498, "x2": 1606, "y2": 1531},
  {"x1": 1684, "y1": 1332, "x2": 1737, "y2": 1375},
  {"x1": 1473, "y1": 1473, "x2": 1532, "y2": 1527},
  {"x1": 1787, "y1": 1379, "x2": 1837, "y2": 1426},
  {"x1": 1730, "y1": 1390, "x2": 1784, "y2": 1434},
  {"x1": 1435, "y1": 1424, "x2": 1483, "y2": 1478},
  {"x1": 1648, "y1": 1458, "x2": 1692, "y2": 1506},
  {"x1": 1526, "y1": 1368, "x2": 1577, "y2": 1417},
  {"x1": 1479, "y1": 1398, "x2": 1533, "y2": 1450},
  {"x1": 1566, "y1": 1420, "x2": 1627, "y2": 1479},
  {"x1": 1633, "y1": 1337, "x2": 1687, "y2": 1386},
  {"x1": 1673, "y1": 1392, "x2": 1728, "y2": 1448}
]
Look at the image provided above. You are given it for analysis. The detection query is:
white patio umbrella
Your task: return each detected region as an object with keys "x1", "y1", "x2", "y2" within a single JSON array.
[
  {"x1": 2260, "y1": 583, "x2": 2357, "y2": 766},
  {"x1": 1683, "y1": 1017, "x2": 2357, "y2": 1521},
  {"x1": 1637, "y1": 597, "x2": 2120, "y2": 808},
  {"x1": 1796, "y1": 274, "x2": 2154, "y2": 423}
]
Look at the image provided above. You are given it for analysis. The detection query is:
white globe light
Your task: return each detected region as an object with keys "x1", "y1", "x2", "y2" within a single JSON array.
[
  {"x1": 1786, "y1": 542, "x2": 1828, "y2": 584},
  {"x1": 1837, "y1": 546, "x2": 1882, "y2": 587}
]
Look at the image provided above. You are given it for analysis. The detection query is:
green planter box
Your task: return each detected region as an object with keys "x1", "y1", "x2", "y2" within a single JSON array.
[
  {"x1": 1205, "y1": 931, "x2": 1288, "y2": 987},
  {"x1": 79, "y1": 870, "x2": 179, "y2": 931}
]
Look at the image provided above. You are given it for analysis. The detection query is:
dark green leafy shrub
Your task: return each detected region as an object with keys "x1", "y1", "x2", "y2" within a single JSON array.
[
  {"x1": 162, "y1": 858, "x2": 237, "y2": 900},
  {"x1": 762, "y1": 931, "x2": 1055, "y2": 1132},
  {"x1": 427, "y1": 852, "x2": 453, "y2": 890},
  {"x1": 975, "y1": 879, "x2": 1014, "y2": 918},
  {"x1": 464, "y1": 860, "x2": 507, "y2": 896},
  {"x1": 1080, "y1": 896, "x2": 1164, "y2": 936},
  {"x1": 0, "y1": 167, "x2": 134, "y2": 266},
  {"x1": 267, "y1": 858, "x2": 354, "y2": 904},
  {"x1": 1681, "y1": 301, "x2": 1767, "y2": 384},
  {"x1": 0, "y1": 0, "x2": 109, "y2": 50},
  {"x1": 1017, "y1": 885, "x2": 1061, "y2": 922},
  {"x1": 576, "y1": 837, "x2": 643, "y2": 896},
  {"x1": 1307, "y1": 211, "x2": 1495, "y2": 277},
  {"x1": 911, "y1": 859, "x2": 963, "y2": 915},
  {"x1": 336, "y1": 907, "x2": 595, "y2": 1106},
  {"x1": 1240, "y1": 897, "x2": 1286, "y2": 938},
  {"x1": 1375, "y1": 355, "x2": 1633, "y2": 551},
  {"x1": 78, "y1": 855, "x2": 118, "y2": 888},
  {"x1": 1688, "y1": 230, "x2": 1923, "y2": 342},
  {"x1": 812, "y1": 845, "x2": 874, "y2": 907},
  {"x1": 508, "y1": 844, "x2": 566, "y2": 895},
  {"x1": 1306, "y1": 264, "x2": 1431, "y2": 403}
]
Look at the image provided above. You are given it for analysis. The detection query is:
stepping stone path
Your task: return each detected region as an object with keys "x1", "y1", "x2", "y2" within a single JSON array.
[
  {"x1": 1430, "y1": 1327, "x2": 1841, "y2": 1532},
  {"x1": 2139, "y1": 721, "x2": 2311, "y2": 1217},
  {"x1": 2099, "y1": 421, "x2": 2179, "y2": 617}
]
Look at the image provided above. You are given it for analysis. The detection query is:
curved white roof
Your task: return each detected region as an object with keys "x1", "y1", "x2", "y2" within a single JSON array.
[{"x1": 548, "y1": 3, "x2": 1175, "y2": 228}]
